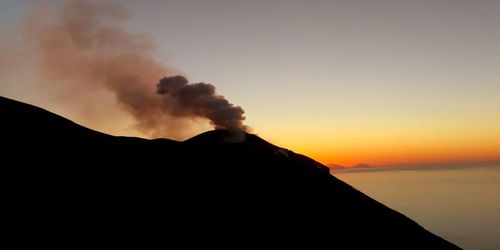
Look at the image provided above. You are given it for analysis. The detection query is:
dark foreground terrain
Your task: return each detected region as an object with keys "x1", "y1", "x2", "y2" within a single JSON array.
[{"x1": 1, "y1": 96, "x2": 460, "y2": 249}]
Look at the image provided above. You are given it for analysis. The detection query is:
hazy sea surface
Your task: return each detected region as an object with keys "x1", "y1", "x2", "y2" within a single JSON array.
[{"x1": 333, "y1": 163, "x2": 500, "y2": 250}]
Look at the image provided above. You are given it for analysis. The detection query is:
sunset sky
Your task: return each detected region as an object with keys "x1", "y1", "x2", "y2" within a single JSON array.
[{"x1": 1, "y1": 0, "x2": 499, "y2": 167}]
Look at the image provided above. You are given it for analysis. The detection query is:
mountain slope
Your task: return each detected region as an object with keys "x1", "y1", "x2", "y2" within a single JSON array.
[{"x1": 1, "y1": 96, "x2": 460, "y2": 249}]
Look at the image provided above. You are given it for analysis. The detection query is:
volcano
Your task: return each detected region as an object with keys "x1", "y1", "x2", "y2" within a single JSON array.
[{"x1": 1, "y1": 96, "x2": 460, "y2": 249}]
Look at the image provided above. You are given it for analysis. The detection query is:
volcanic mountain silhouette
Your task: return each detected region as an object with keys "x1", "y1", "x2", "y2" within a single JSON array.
[{"x1": 1, "y1": 96, "x2": 460, "y2": 249}]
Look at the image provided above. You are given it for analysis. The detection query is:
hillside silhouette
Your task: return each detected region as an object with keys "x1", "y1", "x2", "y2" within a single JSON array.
[{"x1": 1, "y1": 96, "x2": 460, "y2": 249}]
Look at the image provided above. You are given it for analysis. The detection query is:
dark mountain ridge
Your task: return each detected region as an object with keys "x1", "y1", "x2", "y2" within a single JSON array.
[{"x1": 1, "y1": 96, "x2": 460, "y2": 249}]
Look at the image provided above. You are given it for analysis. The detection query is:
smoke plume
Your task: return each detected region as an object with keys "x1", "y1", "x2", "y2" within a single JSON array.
[
  {"x1": 9, "y1": 0, "x2": 248, "y2": 139},
  {"x1": 156, "y1": 76, "x2": 247, "y2": 131}
]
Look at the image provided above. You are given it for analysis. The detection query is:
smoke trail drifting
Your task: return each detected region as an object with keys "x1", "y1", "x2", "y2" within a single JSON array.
[{"x1": 19, "y1": 0, "x2": 248, "y2": 138}]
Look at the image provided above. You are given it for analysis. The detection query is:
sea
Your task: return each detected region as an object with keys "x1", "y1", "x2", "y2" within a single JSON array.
[{"x1": 333, "y1": 163, "x2": 500, "y2": 250}]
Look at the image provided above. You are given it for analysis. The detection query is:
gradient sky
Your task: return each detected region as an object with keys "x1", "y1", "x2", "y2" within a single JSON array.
[{"x1": 1, "y1": 0, "x2": 499, "y2": 166}]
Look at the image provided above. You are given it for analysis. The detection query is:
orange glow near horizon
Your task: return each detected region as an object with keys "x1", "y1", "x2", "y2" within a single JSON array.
[
  {"x1": 283, "y1": 142, "x2": 500, "y2": 167},
  {"x1": 256, "y1": 120, "x2": 500, "y2": 167}
]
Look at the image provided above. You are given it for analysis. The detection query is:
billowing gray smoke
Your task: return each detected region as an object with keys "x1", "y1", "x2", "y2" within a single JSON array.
[
  {"x1": 7, "y1": 0, "x2": 249, "y2": 139},
  {"x1": 157, "y1": 76, "x2": 248, "y2": 131}
]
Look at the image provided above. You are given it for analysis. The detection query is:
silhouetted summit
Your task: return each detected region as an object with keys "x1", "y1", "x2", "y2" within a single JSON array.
[
  {"x1": 1, "y1": 96, "x2": 460, "y2": 249},
  {"x1": 185, "y1": 129, "x2": 250, "y2": 144}
]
